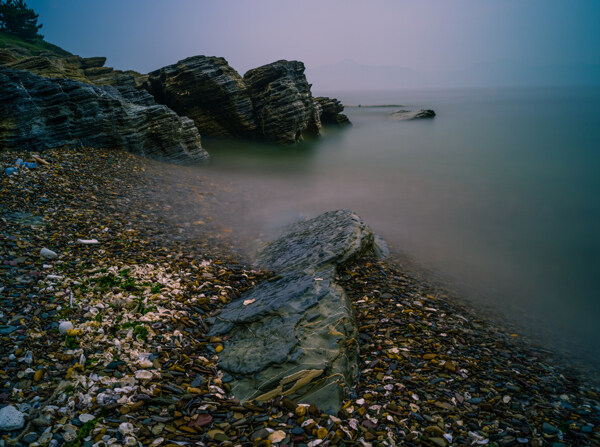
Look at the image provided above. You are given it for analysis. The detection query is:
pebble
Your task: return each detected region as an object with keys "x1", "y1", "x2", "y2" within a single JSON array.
[
  {"x1": 39, "y1": 247, "x2": 58, "y2": 259},
  {"x1": 58, "y1": 320, "x2": 73, "y2": 334},
  {"x1": 0, "y1": 405, "x2": 25, "y2": 431}
]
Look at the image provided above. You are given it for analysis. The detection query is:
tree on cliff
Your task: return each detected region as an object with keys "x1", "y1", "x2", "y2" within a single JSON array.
[{"x1": 0, "y1": 0, "x2": 43, "y2": 41}]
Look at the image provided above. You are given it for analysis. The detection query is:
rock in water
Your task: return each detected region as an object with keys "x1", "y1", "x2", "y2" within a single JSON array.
[
  {"x1": 0, "y1": 67, "x2": 208, "y2": 163},
  {"x1": 145, "y1": 56, "x2": 256, "y2": 138},
  {"x1": 244, "y1": 60, "x2": 321, "y2": 144},
  {"x1": 209, "y1": 210, "x2": 387, "y2": 414},
  {"x1": 0, "y1": 405, "x2": 25, "y2": 431},
  {"x1": 390, "y1": 109, "x2": 436, "y2": 120},
  {"x1": 315, "y1": 97, "x2": 351, "y2": 125}
]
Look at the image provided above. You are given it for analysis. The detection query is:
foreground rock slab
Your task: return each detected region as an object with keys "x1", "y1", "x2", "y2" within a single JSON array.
[
  {"x1": 0, "y1": 67, "x2": 208, "y2": 163},
  {"x1": 210, "y1": 210, "x2": 386, "y2": 413}
]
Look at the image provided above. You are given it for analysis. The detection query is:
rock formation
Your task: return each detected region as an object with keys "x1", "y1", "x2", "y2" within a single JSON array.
[
  {"x1": 209, "y1": 210, "x2": 388, "y2": 414},
  {"x1": 1, "y1": 42, "x2": 352, "y2": 148},
  {"x1": 145, "y1": 56, "x2": 350, "y2": 145},
  {"x1": 315, "y1": 97, "x2": 351, "y2": 126},
  {"x1": 145, "y1": 56, "x2": 256, "y2": 138},
  {"x1": 244, "y1": 60, "x2": 321, "y2": 144},
  {"x1": 390, "y1": 109, "x2": 436, "y2": 120},
  {"x1": 0, "y1": 67, "x2": 208, "y2": 163}
]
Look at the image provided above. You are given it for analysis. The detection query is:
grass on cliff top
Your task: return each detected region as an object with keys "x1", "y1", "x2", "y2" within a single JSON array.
[{"x1": 0, "y1": 31, "x2": 71, "y2": 58}]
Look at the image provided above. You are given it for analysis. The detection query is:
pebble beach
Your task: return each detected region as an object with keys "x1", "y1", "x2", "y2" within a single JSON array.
[{"x1": 1, "y1": 147, "x2": 599, "y2": 447}]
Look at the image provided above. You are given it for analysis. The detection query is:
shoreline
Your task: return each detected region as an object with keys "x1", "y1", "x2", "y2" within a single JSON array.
[{"x1": 1, "y1": 147, "x2": 599, "y2": 445}]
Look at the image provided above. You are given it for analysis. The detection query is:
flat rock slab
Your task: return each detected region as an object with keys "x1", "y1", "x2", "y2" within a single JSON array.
[
  {"x1": 209, "y1": 273, "x2": 357, "y2": 414},
  {"x1": 209, "y1": 209, "x2": 387, "y2": 414}
]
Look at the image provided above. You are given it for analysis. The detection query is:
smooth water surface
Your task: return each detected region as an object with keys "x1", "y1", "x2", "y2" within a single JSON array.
[{"x1": 192, "y1": 86, "x2": 600, "y2": 375}]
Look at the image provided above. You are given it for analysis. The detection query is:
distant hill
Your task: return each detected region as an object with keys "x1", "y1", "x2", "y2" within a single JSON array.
[{"x1": 0, "y1": 31, "x2": 71, "y2": 59}]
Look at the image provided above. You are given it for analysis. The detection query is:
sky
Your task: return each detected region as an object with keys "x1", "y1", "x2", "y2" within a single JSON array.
[{"x1": 25, "y1": 0, "x2": 600, "y2": 89}]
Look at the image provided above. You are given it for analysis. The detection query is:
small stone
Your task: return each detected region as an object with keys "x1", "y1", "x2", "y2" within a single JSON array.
[
  {"x1": 0, "y1": 405, "x2": 25, "y2": 431},
  {"x1": 119, "y1": 422, "x2": 134, "y2": 436},
  {"x1": 215, "y1": 345, "x2": 223, "y2": 353},
  {"x1": 22, "y1": 432, "x2": 39, "y2": 444},
  {"x1": 40, "y1": 247, "x2": 58, "y2": 259},
  {"x1": 295, "y1": 406, "x2": 307, "y2": 417},
  {"x1": 79, "y1": 414, "x2": 95, "y2": 423},
  {"x1": 59, "y1": 321, "x2": 74, "y2": 335},
  {"x1": 269, "y1": 430, "x2": 287, "y2": 443},
  {"x1": 429, "y1": 437, "x2": 448, "y2": 447},
  {"x1": 542, "y1": 422, "x2": 560, "y2": 435},
  {"x1": 317, "y1": 427, "x2": 328, "y2": 439},
  {"x1": 33, "y1": 369, "x2": 44, "y2": 382}
]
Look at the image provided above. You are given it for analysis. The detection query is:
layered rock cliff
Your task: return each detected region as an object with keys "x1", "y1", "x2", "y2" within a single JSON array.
[
  {"x1": 145, "y1": 57, "x2": 350, "y2": 145},
  {"x1": 145, "y1": 56, "x2": 256, "y2": 138},
  {"x1": 0, "y1": 67, "x2": 208, "y2": 163},
  {"x1": 244, "y1": 60, "x2": 321, "y2": 144}
]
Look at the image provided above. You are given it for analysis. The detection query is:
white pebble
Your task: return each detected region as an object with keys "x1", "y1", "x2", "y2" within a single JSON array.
[
  {"x1": 59, "y1": 321, "x2": 73, "y2": 335},
  {"x1": 40, "y1": 247, "x2": 58, "y2": 259},
  {"x1": 0, "y1": 405, "x2": 25, "y2": 431}
]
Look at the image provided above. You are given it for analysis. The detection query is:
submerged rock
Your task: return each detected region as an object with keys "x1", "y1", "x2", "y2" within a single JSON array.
[
  {"x1": 390, "y1": 109, "x2": 436, "y2": 120},
  {"x1": 244, "y1": 60, "x2": 320, "y2": 144},
  {"x1": 0, "y1": 67, "x2": 208, "y2": 163},
  {"x1": 145, "y1": 55, "x2": 256, "y2": 138},
  {"x1": 210, "y1": 210, "x2": 387, "y2": 413}
]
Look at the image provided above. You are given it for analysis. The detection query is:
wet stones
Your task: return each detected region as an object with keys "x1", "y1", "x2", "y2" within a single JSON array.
[{"x1": 210, "y1": 210, "x2": 387, "y2": 413}]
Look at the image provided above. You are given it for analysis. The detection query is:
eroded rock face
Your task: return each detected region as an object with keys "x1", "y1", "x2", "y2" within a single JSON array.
[
  {"x1": 0, "y1": 67, "x2": 208, "y2": 163},
  {"x1": 244, "y1": 60, "x2": 320, "y2": 144},
  {"x1": 146, "y1": 56, "x2": 256, "y2": 137},
  {"x1": 209, "y1": 210, "x2": 387, "y2": 413}
]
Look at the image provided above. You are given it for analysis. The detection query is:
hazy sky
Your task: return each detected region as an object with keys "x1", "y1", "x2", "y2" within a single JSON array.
[{"x1": 26, "y1": 0, "x2": 600, "y2": 86}]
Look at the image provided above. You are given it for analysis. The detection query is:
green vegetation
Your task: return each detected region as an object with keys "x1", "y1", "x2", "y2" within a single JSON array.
[
  {"x1": 0, "y1": 29, "x2": 71, "y2": 58},
  {"x1": 65, "y1": 418, "x2": 98, "y2": 447},
  {"x1": 0, "y1": 0, "x2": 42, "y2": 41}
]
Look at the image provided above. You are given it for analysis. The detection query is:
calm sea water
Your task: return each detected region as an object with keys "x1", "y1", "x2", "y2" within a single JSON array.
[{"x1": 193, "y1": 86, "x2": 600, "y2": 376}]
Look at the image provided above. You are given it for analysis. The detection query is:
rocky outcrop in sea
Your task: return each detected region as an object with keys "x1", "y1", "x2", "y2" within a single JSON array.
[
  {"x1": 209, "y1": 210, "x2": 388, "y2": 414},
  {"x1": 0, "y1": 43, "x2": 351, "y2": 154},
  {"x1": 244, "y1": 60, "x2": 322, "y2": 144},
  {"x1": 145, "y1": 56, "x2": 256, "y2": 138},
  {"x1": 146, "y1": 57, "x2": 348, "y2": 145},
  {"x1": 0, "y1": 67, "x2": 208, "y2": 163}
]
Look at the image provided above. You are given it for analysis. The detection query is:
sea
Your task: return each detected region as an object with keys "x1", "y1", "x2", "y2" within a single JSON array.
[{"x1": 189, "y1": 86, "x2": 600, "y2": 380}]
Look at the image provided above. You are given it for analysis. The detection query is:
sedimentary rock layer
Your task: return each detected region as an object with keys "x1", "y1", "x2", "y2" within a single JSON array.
[
  {"x1": 145, "y1": 56, "x2": 256, "y2": 138},
  {"x1": 0, "y1": 67, "x2": 208, "y2": 163},
  {"x1": 244, "y1": 60, "x2": 321, "y2": 144}
]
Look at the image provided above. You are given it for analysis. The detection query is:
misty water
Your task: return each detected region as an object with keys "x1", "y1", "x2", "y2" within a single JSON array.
[{"x1": 188, "y1": 86, "x2": 600, "y2": 378}]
